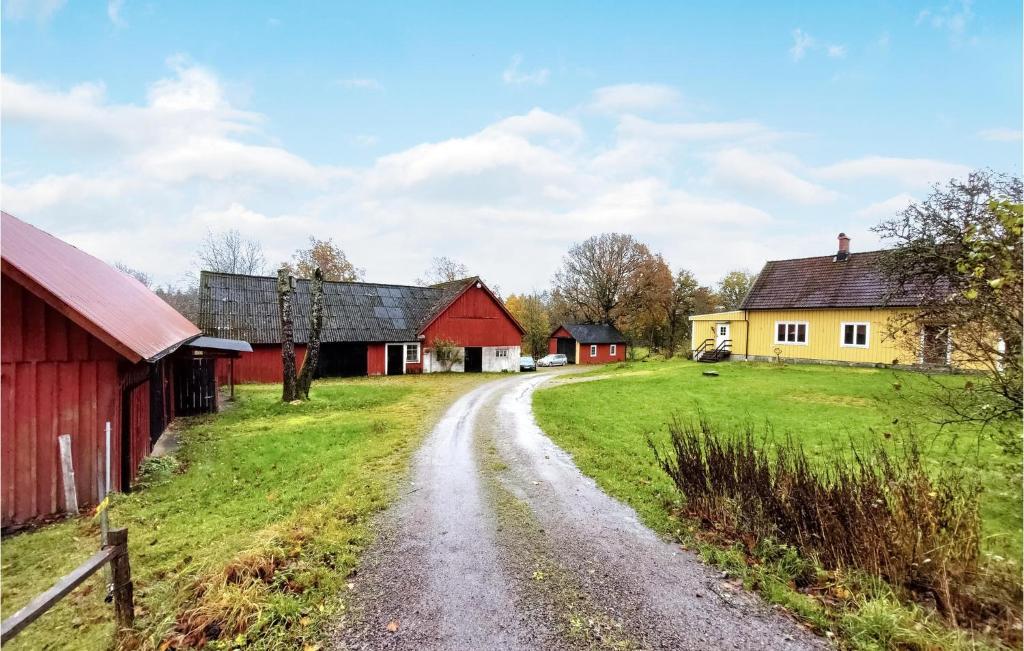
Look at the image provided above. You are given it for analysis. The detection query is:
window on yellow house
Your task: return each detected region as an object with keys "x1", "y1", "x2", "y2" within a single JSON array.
[
  {"x1": 775, "y1": 321, "x2": 808, "y2": 345},
  {"x1": 840, "y1": 322, "x2": 869, "y2": 348}
]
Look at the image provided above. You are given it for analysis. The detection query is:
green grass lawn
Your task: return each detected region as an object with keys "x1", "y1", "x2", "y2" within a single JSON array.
[
  {"x1": 534, "y1": 358, "x2": 1022, "y2": 648},
  {"x1": 1, "y1": 373, "x2": 486, "y2": 650}
]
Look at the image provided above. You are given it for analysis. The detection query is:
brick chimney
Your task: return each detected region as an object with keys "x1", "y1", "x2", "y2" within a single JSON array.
[{"x1": 836, "y1": 232, "x2": 850, "y2": 262}]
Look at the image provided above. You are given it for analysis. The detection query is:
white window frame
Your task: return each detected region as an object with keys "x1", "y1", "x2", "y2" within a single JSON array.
[
  {"x1": 773, "y1": 321, "x2": 809, "y2": 346},
  {"x1": 839, "y1": 322, "x2": 870, "y2": 349},
  {"x1": 609, "y1": 344, "x2": 617, "y2": 355},
  {"x1": 590, "y1": 344, "x2": 598, "y2": 357},
  {"x1": 405, "y1": 342, "x2": 420, "y2": 363},
  {"x1": 495, "y1": 348, "x2": 508, "y2": 358}
]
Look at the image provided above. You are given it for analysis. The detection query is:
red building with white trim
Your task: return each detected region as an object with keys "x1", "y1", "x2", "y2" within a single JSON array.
[
  {"x1": 198, "y1": 272, "x2": 525, "y2": 381},
  {"x1": 549, "y1": 324, "x2": 627, "y2": 364}
]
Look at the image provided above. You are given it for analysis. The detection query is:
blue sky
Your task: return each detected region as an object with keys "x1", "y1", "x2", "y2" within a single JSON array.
[{"x1": 2, "y1": 0, "x2": 1021, "y2": 291}]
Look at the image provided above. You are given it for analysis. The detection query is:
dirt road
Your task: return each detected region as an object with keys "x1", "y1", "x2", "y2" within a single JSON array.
[{"x1": 335, "y1": 370, "x2": 825, "y2": 650}]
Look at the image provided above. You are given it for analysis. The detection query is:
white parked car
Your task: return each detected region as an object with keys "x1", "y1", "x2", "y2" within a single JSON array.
[{"x1": 537, "y1": 354, "x2": 568, "y2": 367}]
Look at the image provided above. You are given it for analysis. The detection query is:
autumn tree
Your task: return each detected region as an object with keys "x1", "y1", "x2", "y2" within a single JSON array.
[
  {"x1": 619, "y1": 255, "x2": 673, "y2": 350},
  {"x1": 716, "y1": 270, "x2": 757, "y2": 311},
  {"x1": 417, "y1": 256, "x2": 470, "y2": 286},
  {"x1": 285, "y1": 236, "x2": 363, "y2": 281},
  {"x1": 505, "y1": 292, "x2": 551, "y2": 357},
  {"x1": 196, "y1": 229, "x2": 267, "y2": 275},
  {"x1": 552, "y1": 233, "x2": 656, "y2": 327},
  {"x1": 874, "y1": 170, "x2": 1022, "y2": 428}
]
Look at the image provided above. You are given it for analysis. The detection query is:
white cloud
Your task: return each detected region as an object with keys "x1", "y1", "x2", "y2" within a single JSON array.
[
  {"x1": 107, "y1": 0, "x2": 126, "y2": 27},
  {"x1": 917, "y1": 0, "x2": 973, "y2": 35},
  {"x1": 815, "y1": 156, "x2": 970, "y2": 187},
  {"x1": 978, "y1": 128, "x2": 1022, "y2": 142},
  {"x1": 616, "y1": 115, "x2": 770, "y2": 142},
  {"x1": 2, "y1": 0, "x2": 66, "y2": 22},
  {"x1": 502, "y1": 55, "x2": 549, "y2": 86},
  {"x1": 334, "y1": 78, "x2": 383, "y2": 91},
  {"x1": 710, "y1": 148, "x2": 840, "y2": 205},
  {"x1": 589, "y1": 83, "x2": 681, "y2": 114},
  {"x1": 855, "y1": 193, "x2": 916, "y2": 220},
  {"x1": 790, "y1": 28, "x2": 815, "y2": 61},
  {"x1": 826, "y1": 44, "x2": 847, "y2": 58}
]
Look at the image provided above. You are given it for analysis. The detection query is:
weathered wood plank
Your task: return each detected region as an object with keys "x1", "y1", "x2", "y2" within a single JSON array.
[{"x1": 0, "y1": 546, "x2": 116, "y2": 643}]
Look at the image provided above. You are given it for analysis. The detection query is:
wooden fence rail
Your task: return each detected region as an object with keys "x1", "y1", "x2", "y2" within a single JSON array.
[{"x1": 0, "y1": 528, "x2": 133, "y2": 644}]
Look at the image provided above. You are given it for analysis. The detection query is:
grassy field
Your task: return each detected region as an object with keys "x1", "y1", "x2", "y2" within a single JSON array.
[
  {"x1": 534, "y1": 358, "x2": 1021, "y2": 648},
  {"x1": 1, "y1": 373, "x2": 486, "y2": 650}
]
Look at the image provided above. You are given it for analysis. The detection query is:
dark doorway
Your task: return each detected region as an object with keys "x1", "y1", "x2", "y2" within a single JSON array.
[
  {"x1": 556, "y1": 337, "x2": 576, "y2": 363},
  {"x1": 464, "y1": 346, "x2": 483, "y2": 372},
  {"x1": 922, "y1": 325, "x2": 949, "y2": 365},
  {"x1": 317, "y1": 343, "x2": 368, "y2": 377},
  {"x1": 387, "y1": 344, "x2": 405, "y2": 375},
  {"x1": 173, "y1": 358, "x2": 217, "y2": 415},
  {"x1": 120, "y1": 385, "x2": 133, "y2": 492}
]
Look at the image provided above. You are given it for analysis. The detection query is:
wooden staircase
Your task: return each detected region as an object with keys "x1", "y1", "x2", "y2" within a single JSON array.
[{"x1": 694, "y1": 338, "x2": 731, "y2": 363}]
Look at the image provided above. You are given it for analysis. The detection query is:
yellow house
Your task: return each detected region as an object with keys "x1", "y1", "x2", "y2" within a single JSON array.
[{"x1": 690, "y1": 234, "x2": 951, "y2": 367}]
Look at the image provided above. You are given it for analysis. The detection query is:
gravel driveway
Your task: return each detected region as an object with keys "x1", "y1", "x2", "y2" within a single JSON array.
[{"x1": 334, "y1": 370, "x2": 826, "y2": 650}]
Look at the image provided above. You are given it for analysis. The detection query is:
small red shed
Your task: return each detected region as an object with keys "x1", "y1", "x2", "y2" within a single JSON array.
[
  {"x1": 0, "y1": 212, "x2": 232, "y2": 527},
  {"x1": 548, "y1": 324, "x2": 627, "y2": 364}
]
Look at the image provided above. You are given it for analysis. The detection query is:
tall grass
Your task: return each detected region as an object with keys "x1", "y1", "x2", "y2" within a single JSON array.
[{"x1": 650, "y1": 416, "x2": 1021, "y2": 644}]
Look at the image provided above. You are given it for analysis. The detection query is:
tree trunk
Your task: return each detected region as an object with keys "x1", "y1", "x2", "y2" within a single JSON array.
[
  {"x1": 277, "y1": 267, "x2": 298, "y2": 402},
  {"x1": 296, "y1": 268, "x2": 324, "y2": 399}
]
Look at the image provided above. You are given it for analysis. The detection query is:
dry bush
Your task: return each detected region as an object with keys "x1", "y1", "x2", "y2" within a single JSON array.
[{"x1": 650, "y1": 416, "x2": 1021, "y2": 641}]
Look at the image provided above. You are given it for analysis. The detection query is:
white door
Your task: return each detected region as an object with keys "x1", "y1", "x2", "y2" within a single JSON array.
[{"x1": 715, "y1": 323, "x2": 730, "y2": 349}]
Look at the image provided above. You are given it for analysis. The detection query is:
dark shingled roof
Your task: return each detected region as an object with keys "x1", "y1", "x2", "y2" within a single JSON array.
[
  {"x1": 741, "y1": 250, "x2": 928, "y2": 310},
  {"x1": 554, "y1": 323, "x2": 627, "y2": 344},
  {"x1": 197, "y1": 271, "x2": 479, "y2": 344}
]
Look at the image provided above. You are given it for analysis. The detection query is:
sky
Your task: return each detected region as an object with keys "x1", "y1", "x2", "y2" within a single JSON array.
[{"x1": 2, "y1": 1, "x2": 1021, "y2": 293}]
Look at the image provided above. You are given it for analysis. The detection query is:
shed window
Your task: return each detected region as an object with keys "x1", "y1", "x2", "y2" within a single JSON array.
[
  {"x1": 495, "y1": 348, "x2": 508, "y2": 358},
  {"x1": 590, "y1": 345, "x2": 598, "y2": 357},
  {"x1": 774, "y1": 321, "x2": 808, "y2": 345},
  {"x1": 609, "y1": 344, "x2": 617, "y2": 355},
  {"x1": 405, "y1": 343, "x2": 420, "y2": 363},
  {"x1": 840, "y1": 322, "x2": 869, "y2": 348}
]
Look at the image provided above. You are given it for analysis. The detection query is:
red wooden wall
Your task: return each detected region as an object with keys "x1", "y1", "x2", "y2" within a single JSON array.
[
  {"x1": 216, "y1": 344, "x2": 307, "y2": 384},
  {"x1": 422, "y1": 286, "x2": 523, "y2": 348},
  {"x1": 367, "y1": 343, "x2": 386, "y2": 376},
  {"x1": 1, "y1": 274, "x2": 153, "y2": 526},
  {"x1": 578, "y1": 342, "x2": 625, "y2": 364}
]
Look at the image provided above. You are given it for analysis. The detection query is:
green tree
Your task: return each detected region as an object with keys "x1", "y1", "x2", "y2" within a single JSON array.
[
  {"x1": 716, "y1": 270, "x2": 757, "y2": 311},
  {"x1": 505, "y1": 292, "x2": 551, "y2": 357}
]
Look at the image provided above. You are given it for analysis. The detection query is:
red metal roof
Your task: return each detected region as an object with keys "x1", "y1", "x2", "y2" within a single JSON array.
[{"x1": 1, "y1": 211, "x2": 200, "y2": 363}]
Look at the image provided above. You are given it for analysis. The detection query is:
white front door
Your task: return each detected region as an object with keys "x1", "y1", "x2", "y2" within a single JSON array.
[{"x1": 715, "y1": 323, "x2": 730, "y2": 349}]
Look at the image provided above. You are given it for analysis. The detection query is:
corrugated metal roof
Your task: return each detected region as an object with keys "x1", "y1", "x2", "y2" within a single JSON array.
[
  {"x1": 188, "y1": 336, "x2": 253, "y2": 353},
  {"x1": 742, "y1": 250, "x2": 930, "y2": 310},
  {"x1": 197, "y1": 271, "x2": 478, "y2": 344},
  {"x1": 1, "y1": 211, "x2": 201, "y2": 363},
  {"x1": 553, "y1": 323, "x2": 627, "y2": 344}
]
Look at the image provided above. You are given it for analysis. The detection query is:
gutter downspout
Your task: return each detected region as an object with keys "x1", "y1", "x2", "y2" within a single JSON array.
[{"x1": 744, "y1": 310, "x2": 750, "y2": 361}]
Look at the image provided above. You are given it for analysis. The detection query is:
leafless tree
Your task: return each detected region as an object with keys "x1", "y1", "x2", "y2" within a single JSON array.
[
  {"x1": 276, "y1": 266, "x2": 325, "y2": 401},
  {"x1": 196, "y1": 229, "x2": 267, "y2": 275},
  {"x1": 296, "y1": 269, "x2": 325, "y2": 399},
  {"x1": 417, "y1": 256, "x2": 469, "y2": 286},
  {"x1": 552, "y1": 233, "x2": 655, "y2": 326},
  {"x1": 113, "y1": 262, "x2": 153, "y2": 287}
]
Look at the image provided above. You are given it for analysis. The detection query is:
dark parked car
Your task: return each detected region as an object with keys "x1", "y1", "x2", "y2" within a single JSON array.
[{"x1": 519, "y1": 355, "x2": 536, "y2": 372}]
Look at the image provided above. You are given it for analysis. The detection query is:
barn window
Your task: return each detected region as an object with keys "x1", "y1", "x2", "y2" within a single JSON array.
[
  {"x1": 774, "y1": 321, "x2": 808, "y2": 345},
  {"x1": 405, "y1": 343, "x2": 420, "y2": 363},
  {"x1": 609, "y1": 344, "x2": 617, "y2": 355},
  {"x1": 495, "y1": 348, "x2": 508, "y2": 358},
  {"x1": 840, "y1": 322, "x2": 869, "y2": 348},
  {"x1": 590, "y1": 345, "x2": 598, "y2": 357}
]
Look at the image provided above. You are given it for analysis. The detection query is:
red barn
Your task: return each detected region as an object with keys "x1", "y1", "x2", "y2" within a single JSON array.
[
  {"x1": 198, "y1": 272, "x2": 525, "y2": 381},
  {"x1": 1, "y1": 212, "x2": 248, "y2": 527},
  {"x1": 548, "y1": 324, "x2": 627, "y2": 364}
]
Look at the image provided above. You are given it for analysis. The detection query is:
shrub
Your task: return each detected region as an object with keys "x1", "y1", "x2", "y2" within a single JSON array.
[
  {"x1": 432, "y1": 337, "x2": 463, "y2": 372},
  {"x1": 650, "y1": 416, "x2": 1021, "y2": 641}
]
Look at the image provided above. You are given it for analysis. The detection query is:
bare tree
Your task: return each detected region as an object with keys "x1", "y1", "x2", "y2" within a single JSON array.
[
  {"x1": 874, "y1": 170, "x2": 1022, "y2": 428},
  {"x1": 296, "y1": 269, "x2": 325, "y2": 399},
  {"x1": 552, "y1": 233, "x2": 655, "y2": 326},
  {"x1": 197, "y1": 229, "x2": 267, "y2": 275},
  {"x1": 113, "y1": 262, "x2": 153, "y2": 287},
  {"x1": 284, "y1": 236, "x2": 363, "y2": 281},
  {"x1": 417, "y1": 256, "x2": 469, "y2": 286}
]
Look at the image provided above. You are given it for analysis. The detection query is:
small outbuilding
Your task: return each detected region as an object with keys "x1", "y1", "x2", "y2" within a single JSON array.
[
  {"x1": 1, "y1": 212, "x2": 250, "y2": 527},
  {"x1": 548, "y1": 324, "x2": 627, "y2": 364}
]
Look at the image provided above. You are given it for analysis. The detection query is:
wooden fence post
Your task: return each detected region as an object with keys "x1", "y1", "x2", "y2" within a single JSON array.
[{"x1": 105, "y1": 528, "x2": 134, "y2": 630}]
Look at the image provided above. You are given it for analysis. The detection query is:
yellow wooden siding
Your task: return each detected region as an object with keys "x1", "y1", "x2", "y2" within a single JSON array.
[
  {"x1": 746, "y1": 308, "x2": 918, "y2": 365},
  {"x1": 690, "y1": 316, "x2": 748, "y2": 356}
]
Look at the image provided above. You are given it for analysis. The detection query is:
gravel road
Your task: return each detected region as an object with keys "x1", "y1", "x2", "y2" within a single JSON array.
[{"x1": 334, "y1": 370, "x2": 827, "y2": 650}]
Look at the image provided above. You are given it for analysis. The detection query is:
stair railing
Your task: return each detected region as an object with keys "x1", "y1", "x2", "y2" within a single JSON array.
[{"x1": 693, "y1": 338, "x2": 715, "y2": 360}]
